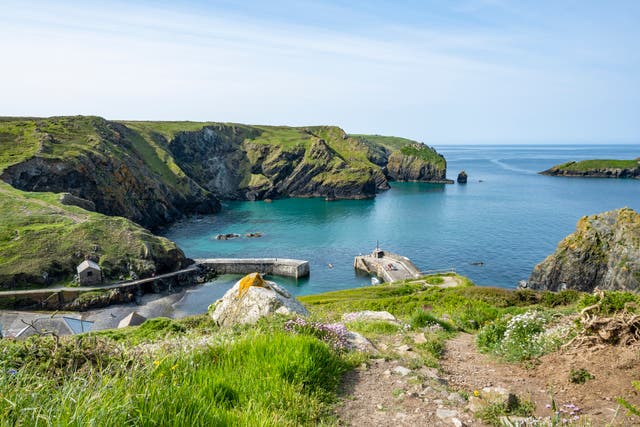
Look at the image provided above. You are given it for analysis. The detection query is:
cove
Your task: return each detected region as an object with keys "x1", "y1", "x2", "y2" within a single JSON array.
[{"x1": 163, "y1": 144, "x2": 640, "y2": 311}]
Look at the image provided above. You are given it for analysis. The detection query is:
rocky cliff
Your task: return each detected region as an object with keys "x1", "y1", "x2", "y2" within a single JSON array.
[
  {"x1": 0, "y1": 117, "x2": 220, "y2": 230},
  {"x1": 353, "y1": 135, "x2": 451, "y2": 183},
  {"x1": 160, "y1": 124, "x2": 390, "y2": 200},
  {"x1": 541, "y1": 159, "x2": 640, "y2": 179},
  {"x1": 525, "y1": 208, "x2": 640, "y2": 292}
]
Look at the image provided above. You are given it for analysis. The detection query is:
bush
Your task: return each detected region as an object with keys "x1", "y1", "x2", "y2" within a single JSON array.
[
  {"x1": 569, "y1": 368, "x2": 594, "y2": 384},
  {"x1": 579, "y1": 291, "x2": 640, "y2": 315},
  {"x1": 477, "y1": 311, "x2": 571, "y2": 362}
]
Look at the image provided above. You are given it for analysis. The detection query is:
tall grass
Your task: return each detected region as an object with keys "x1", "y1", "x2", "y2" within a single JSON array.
[{"x1": 0, "y1": 328, "x2": 348, "y2": 426}]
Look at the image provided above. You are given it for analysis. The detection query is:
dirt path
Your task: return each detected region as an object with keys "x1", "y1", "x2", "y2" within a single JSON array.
[
  {"x1": 335, "y1": 357, "x2": 474, "y2": 426},
  {"x1": 335, "y1": 332, "x2": 640, "y2": 426},
  {"x1": 440, "y1": 333, "x2": 640, "y2": 426}
]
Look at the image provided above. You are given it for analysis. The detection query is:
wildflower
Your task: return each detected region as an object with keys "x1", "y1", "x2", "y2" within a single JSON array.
[
  {"x1": 473, "y1": 390, "x2": 480, "y2": 397},
  {"x1": 153, "y1": 360, "x2": 161, "y2": 366},
  {"x1": 6, "y1": 369, "x2": 17, "y2": 375}
]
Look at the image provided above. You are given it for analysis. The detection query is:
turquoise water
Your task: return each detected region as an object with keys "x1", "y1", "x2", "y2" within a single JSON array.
[{"x1": 163, "y1": 144, "x2": 640, "y2": 309}]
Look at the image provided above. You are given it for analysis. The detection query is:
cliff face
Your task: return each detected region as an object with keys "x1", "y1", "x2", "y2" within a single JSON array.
[
  {"x1": 386, "y1": 144, "x2": 450, "y2": 183},
  {"x1": 541, "y1": 159, "x2": 640, "y2": 179},
  {"x1": 165, "y1": 124, "x2": 389, "y2": 200},
  {"x1": 526, "y1": 208, "x2": 640, "y2": 292},
  {"x1": 0, "y1": 117, "x2": 220, "y2": 230},
  {"x1": 353, "y1": 136, "x2": 451, "y2": 183}
]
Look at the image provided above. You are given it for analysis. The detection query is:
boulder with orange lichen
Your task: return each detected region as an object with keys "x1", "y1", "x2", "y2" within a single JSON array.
[{"x1": 210, "y1": 273, "x2": 309, "y2": 327}]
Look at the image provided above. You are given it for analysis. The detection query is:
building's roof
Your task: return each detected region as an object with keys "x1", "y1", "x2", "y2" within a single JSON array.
[
  {"x1": 118, "y1": 312, "x2": 147, "y2": 328},
  {"x1": 77, "y1": 259, "x2": 101, "y2": 273},
  {"x1": 62, "y1": 316, "x2": 94, "y2": 334},
  {"x1": 15, "y1": 317, "x2": 74, "y2": 339}
]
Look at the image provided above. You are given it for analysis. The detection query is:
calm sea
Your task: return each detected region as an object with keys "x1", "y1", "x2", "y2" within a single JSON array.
[{"x1": 163, "y1": 144, "x2": 640, "y2": 316}]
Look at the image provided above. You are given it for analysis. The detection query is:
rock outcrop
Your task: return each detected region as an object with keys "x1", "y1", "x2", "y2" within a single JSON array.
[
  {"x1": 386, "y1": 144, "x2": 452, "y2": 183},
  {"x1": 457, "y1": 171, "x2": 467, "y2": 184},
  {"x1": 525, "y1": 208, "x2": 640, "y2": 292},
  {"x1": 210, "y1": 273, "x2": 309, "y2": 327},
  {"x1": 541, "y1": 159, "x2": 640, "y2": 179}
]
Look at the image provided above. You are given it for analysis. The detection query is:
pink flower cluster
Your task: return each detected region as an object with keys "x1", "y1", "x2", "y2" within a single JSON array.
[{"x1": 284, "y1": 318, "x2": 352, "y2": 352}]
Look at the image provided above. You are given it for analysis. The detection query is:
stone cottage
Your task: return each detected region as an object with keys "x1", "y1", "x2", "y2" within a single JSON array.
[{"x1": 77, "y1": 260, "x2": 102, "y2": 285}]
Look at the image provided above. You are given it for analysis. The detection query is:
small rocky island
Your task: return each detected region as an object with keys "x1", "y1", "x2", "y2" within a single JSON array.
[
  {"x1": 522, "y1": 207, "x2": 640, "y2": 292},
  {"x1": 540, "y1": 158, "x2": 640, "y2": 179}
]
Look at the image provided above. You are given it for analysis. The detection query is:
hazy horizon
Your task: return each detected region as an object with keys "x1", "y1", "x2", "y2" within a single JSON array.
[{"x1": 1, "y1": 1, "x2": 639, "y2": 144}]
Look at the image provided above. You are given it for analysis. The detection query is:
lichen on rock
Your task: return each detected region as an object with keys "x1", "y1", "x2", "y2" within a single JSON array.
[{"x1": 210, "y1": 273, "x2": 309, "y2": 327}]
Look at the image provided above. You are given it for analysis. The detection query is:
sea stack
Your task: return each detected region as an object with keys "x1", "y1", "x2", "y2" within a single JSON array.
[{"x1": 457, "y1": 171, "x2": 468, "y2": 184}]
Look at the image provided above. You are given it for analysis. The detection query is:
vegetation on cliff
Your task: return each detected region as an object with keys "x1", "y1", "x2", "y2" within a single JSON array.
[
  {"x1": 0, "y1": 183, "x2": 188, "y2": 289},
  {"x1": 526, "y1": 208, "x2": 640, "y2": 292},
  {"x1": 541, "y1": 158, "x2": 640, "y2": 179},
  {"x1": 352, "y1": 134, "x2": 449, "y2": 182}
]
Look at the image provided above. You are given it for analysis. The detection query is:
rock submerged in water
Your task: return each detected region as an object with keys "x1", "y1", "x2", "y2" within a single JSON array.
[
  {"x1": 210, "y1": 273, "x2": 309, "y2": 327},
  {"x1": 527, "y1": 208, "x2": 640, "y2": 292},
  {"x1": 457, "y1": 171, "x2": 468, "y2": 184}
]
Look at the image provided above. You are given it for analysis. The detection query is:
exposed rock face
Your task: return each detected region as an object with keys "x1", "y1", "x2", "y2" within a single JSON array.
[
  {"x1": 168, "y1": 125, "x2": 388, "y2": 201},
  {"x1": 526, "y1": 208, "x2": 640, "y2": 292},
  {"x1": 386, "y1": 144, "x2": 452, "y2": 183},
  {"x1": 0, "y1": 117, "x2": 220, "y2": 229},
  {"x1": 210, "y1": 273, "x2": 309, "y2": 327},
  {"x1": 59, "y1": 193, "x2": 96, "y2": 211},
  {"x1": 457, "y1": 171, "x2": 468, "y2": 184}
]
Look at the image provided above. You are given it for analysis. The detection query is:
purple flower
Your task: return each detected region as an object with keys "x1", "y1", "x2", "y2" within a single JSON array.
[{"x1": 6, "y1": 368, "x2": 17, "y2": 375}]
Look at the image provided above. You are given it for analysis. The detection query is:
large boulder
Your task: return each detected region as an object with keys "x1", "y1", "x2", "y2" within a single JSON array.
[
  {"x1": 210, "y1": 273, "x2": 309, "y2": 326},
  {"x1": 526, "y1": 208, "x2": 640, "y2": 292}
]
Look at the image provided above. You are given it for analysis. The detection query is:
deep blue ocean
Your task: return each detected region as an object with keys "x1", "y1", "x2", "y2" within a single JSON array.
[{"x1": 163, "y1": 145, "x2": 640, "y2": 316}]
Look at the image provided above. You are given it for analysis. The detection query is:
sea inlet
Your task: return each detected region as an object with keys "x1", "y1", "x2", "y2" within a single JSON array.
[{"x1": 163, "y1": 144, "x2": 640, "y2": 315}]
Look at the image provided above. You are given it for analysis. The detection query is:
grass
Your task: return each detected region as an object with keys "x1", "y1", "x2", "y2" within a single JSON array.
[
  {"x1": 350, "y1": 134, "x2": 419, "y2": 152},
  {"x1": 549, "y1": 159, "x2": 639, "y2": 172},
  {"x1": 300, "y1": 275, "x2": 582, "y2": 331},
  {"x1": 0, "y1": 182, "x2": 185, "y2": 288},
  {"x1": 0, "y1": 315, "x2": 351, "y2": 426}
]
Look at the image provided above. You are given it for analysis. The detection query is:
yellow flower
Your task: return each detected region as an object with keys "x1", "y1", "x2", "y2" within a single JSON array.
[
  {"x1": 473, "y1": 390, "x2": 480, "y2": 397},
  {"x1": 153, "y1": 360, "x2": 161, "y2": 366}
]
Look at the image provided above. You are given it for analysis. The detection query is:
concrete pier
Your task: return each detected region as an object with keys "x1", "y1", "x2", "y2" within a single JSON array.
[
  {"x1": 354, "y1": 248, "x2": 421, "y2": 283},
  {"x1": 0, "y1": 258, "x2": 310, "y2": 311},
  {"x1": 195, "y1": 258, "x2": 310, "y2": 279}
]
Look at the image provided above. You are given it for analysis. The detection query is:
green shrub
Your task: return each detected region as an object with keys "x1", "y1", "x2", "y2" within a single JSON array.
[
  {"x1": 569, "y1": 368, "x2": 594, "y2": 384},
  {"x1": 579, "y1": 291, "x2": 640, "y2": 315},
  {"x1": 410, "y1": 310, "x2": 454, "y2": 331},
  {"x1": 476, "y1": 318, "x2": 508, "y2": 353},
  {"x1": 476, "y1": 311, "x2": 571, "y2": 362}
]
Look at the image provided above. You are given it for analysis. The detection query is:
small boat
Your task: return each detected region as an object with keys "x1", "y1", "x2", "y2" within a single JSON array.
[{"x1": 371, "y1": 277, "x2": 381, "y2": 285}]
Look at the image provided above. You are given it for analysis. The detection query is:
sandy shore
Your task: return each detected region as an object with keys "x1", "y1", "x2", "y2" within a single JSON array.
[{"x1": 0, "y1": 289, "x2": 193, "y2": 338}]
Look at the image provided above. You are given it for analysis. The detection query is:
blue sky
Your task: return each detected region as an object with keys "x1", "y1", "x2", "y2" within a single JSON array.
[{"x1": 1, "y1": 0, "x2": 638, "y2": 144}]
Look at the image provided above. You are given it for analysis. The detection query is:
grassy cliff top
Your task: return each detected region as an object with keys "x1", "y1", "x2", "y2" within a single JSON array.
[
  {"x1": 548, "y1": 158, "x2": 640, "y2": 172},
  {"x1": 0, "y1": 182, "x2": 183, "y2": 288},
  {"x1": 350, "y1": 134, "x2": 419, "y2": 151}
]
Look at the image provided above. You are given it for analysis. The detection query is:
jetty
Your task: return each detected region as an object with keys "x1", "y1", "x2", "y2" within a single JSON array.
[
  {"x1": 195, "y1": 258, "x2": 309, "y2": 279},
  {"x1": 0, "y1": 258, "x2": 309, "y2": 311},
  {"x1": 354, "y1": 248, "x2": 422, "y2": 283}
]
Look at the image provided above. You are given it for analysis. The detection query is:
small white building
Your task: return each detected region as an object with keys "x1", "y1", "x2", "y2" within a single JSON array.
[{"x1": 77, "y1": 260, "x2": 102, "y2": 286}]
